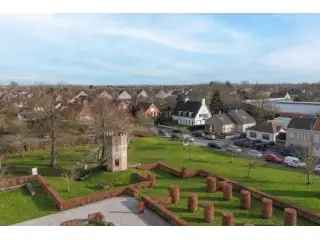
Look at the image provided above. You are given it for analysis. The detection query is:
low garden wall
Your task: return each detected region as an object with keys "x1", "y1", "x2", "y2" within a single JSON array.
[
  {"x1": 141, "y1": 195, "x2": 187, "y2": 226},
  {"x1": 138, "y1": 162, "x2": 320, "y2": 225},
  {"x1": 0, "y1": 175, "x2": 35, "y2": 190}
]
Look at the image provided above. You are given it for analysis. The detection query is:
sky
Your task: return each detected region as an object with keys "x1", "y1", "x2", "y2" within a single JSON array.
[{"x1": 0, "y1": 14, "x2": 320, "y2": 85}]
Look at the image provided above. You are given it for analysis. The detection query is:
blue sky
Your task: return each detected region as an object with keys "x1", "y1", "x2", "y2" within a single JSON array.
[{"x1": 0, "y1": 14, "x2": 319, "y2": 85}]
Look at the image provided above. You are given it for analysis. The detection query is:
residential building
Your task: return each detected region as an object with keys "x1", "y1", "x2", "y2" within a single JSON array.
[
  {"x1": 172, "y1": 98, "x2": 211, "y2": 126},
  {"x1": 227, "y1": 109, "x2": 256, "y2": 133},
  {"x1": 286, "y1": 117, "x2": 320, "y2": 156},
  {"x1": 117, "y1": 90, "x2": 132, "y2": 101},
  {"x1": 205, "y1": 113, "x2": 235, "y2": 135},
  {"x1": 246, "y1": 122, "x2": 278, "y2": 143},
  {"x1": 136, "y1": 102, "x2": 160, "y2": 118}
]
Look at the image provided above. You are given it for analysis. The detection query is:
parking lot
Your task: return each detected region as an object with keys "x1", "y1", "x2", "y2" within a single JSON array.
[{"x1": 157, "y1": 125, "x2": 320, "y2": 172}]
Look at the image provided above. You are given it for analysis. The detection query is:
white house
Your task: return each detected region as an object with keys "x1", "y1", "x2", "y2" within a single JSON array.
[
  {"x1": 172, "y1": 98, "x2": 211, "y2": 126},
  {"x1": 246, "y1": 121, "x2": 278, "y2": 143}
]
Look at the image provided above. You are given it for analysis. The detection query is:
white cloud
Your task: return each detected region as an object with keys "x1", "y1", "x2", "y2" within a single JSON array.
[{"x1": 262, "y1": 41, "x2": 320, "y2": 73}]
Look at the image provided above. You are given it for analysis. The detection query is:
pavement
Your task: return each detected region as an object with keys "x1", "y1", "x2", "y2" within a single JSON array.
[{"x1": 15, "y1": 197, "x2": 169, "y2": 226}]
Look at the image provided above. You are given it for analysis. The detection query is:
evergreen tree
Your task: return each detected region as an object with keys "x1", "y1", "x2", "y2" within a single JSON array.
[{"x1": 209, "y1": 90, "x2": 224, "y2": 114}]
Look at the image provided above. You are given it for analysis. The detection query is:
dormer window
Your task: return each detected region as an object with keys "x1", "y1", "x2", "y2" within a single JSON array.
[{"x1": 189, "y1": 112, "x2": 193, "y2": 117}]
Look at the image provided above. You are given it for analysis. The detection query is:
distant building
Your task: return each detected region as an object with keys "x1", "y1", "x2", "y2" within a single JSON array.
[
  {"x1": 286, "y1": 117, "x2": 320, "y2": 156},
  {"x1": 155, "y1": 90, "x2": 169, "y2": 99},
  {"x1": 137, "y1": 102, "x2": 160, "y2": 118},
  {"x1": 137, "y1": 89, "x2": 148, "y2": 99},
  {"x1": 117, "y1": 90, "x2": 132, "y2": 101},
  {"x1": 172, "y1": 98, "x2": 211, "y2": 126},
  {"x1": 205, "y1": 113, "x2": 235, "y2": 135},
  {"x1": 227, "y1": 109, "x2": 256, "y2": 133},
  {"x1": 78, "y1": 100, "x2": 94, "y2": 123},
  {"x1": 98, "y1": 90, "x2": 113, "y2": 100},
  {"x1": 246, "y1": 121, "x2": 278, "y2": 143}
]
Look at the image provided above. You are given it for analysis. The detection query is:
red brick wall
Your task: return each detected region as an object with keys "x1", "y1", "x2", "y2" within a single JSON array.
[
  {"x1": 0, "y1": 175, "x2": 35, "y2": 189},
  {"x1": 139, "y1": 162, "x2": 320, "y2": 225},
  {"x1": 142, "y1": 195, "x2": 187, "y2": 226},
  {"x1": 35, "y1": 175, "x2": 65, "y2": 210}
]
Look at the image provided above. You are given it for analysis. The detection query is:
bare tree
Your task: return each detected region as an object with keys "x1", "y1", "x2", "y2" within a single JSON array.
[
  {"x1": 27, "y1": 86, "x2": 64, "y2": 167},
  {"x1": 304, "y1": 137, "x2": 317, "y2": 185},
  {"x1": 91, "y1": 98, "x2": 132, "y2": 165}
]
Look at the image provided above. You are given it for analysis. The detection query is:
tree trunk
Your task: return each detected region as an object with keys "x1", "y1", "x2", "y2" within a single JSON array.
[
  {"x1": 50, "y1": 115, "x2": 57, "y2": 167},
  {"x1": 100, "y1": 130, "x2": 107, "y2": 164}
]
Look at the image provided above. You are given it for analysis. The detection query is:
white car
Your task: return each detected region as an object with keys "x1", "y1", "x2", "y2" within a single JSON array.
[
  {"x1": 247, "y1": 149, "x2": 263, "y2": 158},
  {"x1": 284, "y1": 156, "x2": 306, "y2": 168},
  {"x1": 314, "y1": 165, "x2": 320, "y2": 173},
  {"x1": 226, "y1": 144, "x2": 242, "y2": 153}
]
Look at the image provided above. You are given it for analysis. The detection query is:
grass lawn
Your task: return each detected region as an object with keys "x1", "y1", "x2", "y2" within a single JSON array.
[
  {"x1": 141, "y1": 169, "x2": 314, "y2": 225},
  {"x1": 0, "y1": 181, "x2": 57, "y2": 225},
  {"x1": 5, "y1": 145, "x2": 94, "y2": 175},
  {"x1": 129, "y1": 137, "x2": 320, "y2": 213},
  {"x1": 45, "y1": 169, "x2": 138, "y2": 199}
]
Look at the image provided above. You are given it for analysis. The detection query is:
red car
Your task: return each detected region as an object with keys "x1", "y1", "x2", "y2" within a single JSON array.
[{"x1": 264, "y1": 153, "x2": 284, "y2": 163}]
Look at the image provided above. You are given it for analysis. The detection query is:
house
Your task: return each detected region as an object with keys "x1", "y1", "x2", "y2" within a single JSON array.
[
  {"x1": 172, "y1": 98, "x2": 211, "y2": 126},
  {"x1": 227, "y1": 109, "x2": 256, "y2": 133},
  {"x1": 246, "y1": 121, "x2": 278, "y2": 143},
  {"x1": 155, "y1": 90, "x2": 169, "y2": 99},
  {"x1": 205, "y1": 113, "x2": 235, "y2": 135},
  {"x1": 117, "y1": 90, "x2": 132, "y2": 101},
  {"x1": 285, "y1": 117, "x2": 320, "y2": 156},
  {"x1": 98, "y1": 90, "x2": 113, "y2": 100},
  {"x1": 137, "y1": 89, "x2": 148, "y2": 99},
  {"x1": 137, "y1": 102, "x2": 160, "y2": 118},
  {"x1": 69, "y1": 90, "x2": 88, "y2": 104}
]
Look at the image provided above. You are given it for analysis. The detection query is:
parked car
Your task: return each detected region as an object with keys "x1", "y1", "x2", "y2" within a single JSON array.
[
  {"x1": 314, "y1": 164, "x2": 320, "y2": 173},
  {"x1": 159, "y1": 129, "x2": 171, "y2": 138},
  {"x1": 264, "y1": 153, "x2": 284, "y2": 163},
  {"x1": 284, "y1": 156, "x2": 306, "y2": 168},
  {"x1": 226, "y1": 144, "x2": 242, "y2": 153},
  {"x1": 208, "y1": 142, "x2": 224, "y2": 150},
  {"x1": 247, "y1": 149, "x2": 263, "y2": 158},
  {"x1": 204, "y1": 134, "x2": 216, "y2": 140},
  {"x1": 192, "y1": 131, "x2": 204, "y2": 137}
]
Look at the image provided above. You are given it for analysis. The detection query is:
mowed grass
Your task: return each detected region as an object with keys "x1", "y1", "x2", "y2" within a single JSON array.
[
  {"x1": 129, "y1": 137, "x2": 320, "y2": 213},
  {"x1": 141, "y1": 170, "x2": 314, "y2": 225},
  {"x1": 0, "y1": 181, "x2": 57, "y2": 225},
  {"x1": 46, "y1": 169, "x2": 138, "y2": 199}
]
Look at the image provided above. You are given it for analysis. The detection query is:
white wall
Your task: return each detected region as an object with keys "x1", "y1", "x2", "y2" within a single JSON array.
[{"x1": 246, "y1": 130, "x2": 276, "y2": 143}]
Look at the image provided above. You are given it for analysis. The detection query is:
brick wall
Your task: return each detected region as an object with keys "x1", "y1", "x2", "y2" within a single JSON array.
[
  {"x1": 142, "y1": 195, "x2": 187, "y2": 226},
  {"x1": 35, "y1": 175, "x2": 65, "y2": 210},
  {"x1": 0, "y1": 175, "x2": 35, "y2": 189},
  {"x1": 139, "y1": 162, "x2": 320, "y2": 225}
]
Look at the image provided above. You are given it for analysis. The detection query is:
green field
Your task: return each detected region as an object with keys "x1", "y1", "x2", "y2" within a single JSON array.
[
  {"x1": 129, "y1": 137, "x2": 320, "y2": 213},
  {"x1": 140, "y1": 169, "x2": 314, "y2": 225},
  {"x1": 0, "y1": 181, "x2": 57, "y2": 225},
  {"x1": 1, "y1": 136, "x2": 320, "y2": 225}
]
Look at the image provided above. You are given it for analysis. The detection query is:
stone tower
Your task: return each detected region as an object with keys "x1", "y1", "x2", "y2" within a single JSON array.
[{"x1": 105, "y1": 132, "x2": 128, "y2": 172}]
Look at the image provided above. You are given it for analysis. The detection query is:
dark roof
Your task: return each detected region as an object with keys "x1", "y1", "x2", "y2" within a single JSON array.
[
  {"x1": 173, "y1": 101, "x2": 201, "y2": 115},
  {"x1": 249, "y1": 122, "x2": 276, "y2": 133},
  {"x1": 228, "y1": 109, "x2": 255, "y2": 125},
  {"x1": 208, "y1": 113, "x2": 234, "y2": 125},
  {"x1": 287, "y1": 117, "x2": 317, "y2": 130}
]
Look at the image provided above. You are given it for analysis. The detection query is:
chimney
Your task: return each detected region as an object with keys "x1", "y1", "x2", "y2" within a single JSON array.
[{"x1": 201, "y1": 98, "x2": 205, "y2": 105}]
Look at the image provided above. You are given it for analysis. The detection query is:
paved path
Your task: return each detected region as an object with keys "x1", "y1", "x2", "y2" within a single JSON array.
[{"x1": 15, "y1": 197, "x2": 169, "y2": 226}]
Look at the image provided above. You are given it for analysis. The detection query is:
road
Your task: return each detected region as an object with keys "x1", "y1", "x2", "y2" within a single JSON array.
[{"x1": 15, "y1": 197, "x2": 169, "y2": 226}]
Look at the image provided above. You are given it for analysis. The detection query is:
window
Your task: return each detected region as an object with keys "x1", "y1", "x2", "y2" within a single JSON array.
[
  {"x1": 115, "y1": 159, "x2": 120, "y2": 167},
  {"x1": 199, "y1": 114, "x2": 209, "y2": 118},
  {"x1": 262, "y1": 134, "x2": 270, "y2": 140},
  {"x1": 249, "y1": 132, "x2": 257, "y2": 138}
]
